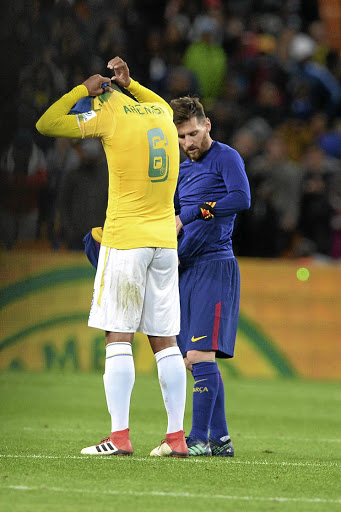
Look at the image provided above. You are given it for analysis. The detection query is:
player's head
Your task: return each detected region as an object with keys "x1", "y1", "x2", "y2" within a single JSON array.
[{"x1": 170, "y1": 96, "x2": 212, "y2": 161}]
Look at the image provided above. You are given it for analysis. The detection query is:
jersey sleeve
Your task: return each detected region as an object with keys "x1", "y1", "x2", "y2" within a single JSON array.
[
  {"x1": 36, "y1": 85, "x2": 115, "y2": 140},
  {"x1": 126, "y1": 79, "x2": 173, "y2": 117},
  {"x1": 36, "y1": 85, "x2": 88, "y2": 138},
  {"x1": 213, "y1": 149, "x2": 251, "y2": 216}
]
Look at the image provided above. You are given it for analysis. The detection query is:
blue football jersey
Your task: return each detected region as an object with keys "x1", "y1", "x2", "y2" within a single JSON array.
[{"x1": 175, "y1": 141, "x2": 250, "y2": 266}]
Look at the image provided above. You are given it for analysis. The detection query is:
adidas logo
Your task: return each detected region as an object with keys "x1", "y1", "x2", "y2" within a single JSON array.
[{"x1": 95, "y1": 442, "x2": 116, "y2": 453}]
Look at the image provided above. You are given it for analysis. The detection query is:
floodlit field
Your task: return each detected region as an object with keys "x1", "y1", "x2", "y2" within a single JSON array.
[{"x1": 0, "y1": 371, "x2": 340, "y2": 512}]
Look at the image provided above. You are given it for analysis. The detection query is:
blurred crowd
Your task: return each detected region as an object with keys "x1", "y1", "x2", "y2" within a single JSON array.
[{"x1": 1, "y1": 0, "x2": 341, "y2": 259}]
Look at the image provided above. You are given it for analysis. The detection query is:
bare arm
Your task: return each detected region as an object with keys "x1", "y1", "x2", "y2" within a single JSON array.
[{"x1": 107, "y1": 56, "x2": 172, "y2": 115}]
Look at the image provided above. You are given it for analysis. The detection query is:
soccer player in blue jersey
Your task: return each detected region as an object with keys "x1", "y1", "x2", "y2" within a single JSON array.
[{"x1": 170, "y1": 96, "x2": 251, "y2": 456}]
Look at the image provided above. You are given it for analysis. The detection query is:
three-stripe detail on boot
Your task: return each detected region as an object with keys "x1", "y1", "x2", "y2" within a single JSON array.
[{"x1": 95, "y1": 442, "x2": 115, "y2": 453}]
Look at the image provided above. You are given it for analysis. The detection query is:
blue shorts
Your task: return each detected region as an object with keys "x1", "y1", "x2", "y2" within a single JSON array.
[{"x1": 177, "y1": 258, "x2": 240, "y2": 358}]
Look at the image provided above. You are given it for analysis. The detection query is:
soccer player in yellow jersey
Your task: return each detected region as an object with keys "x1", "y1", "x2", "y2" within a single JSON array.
[{"x1": 36, "y1": 57, "x2": 188, "y2": 458}]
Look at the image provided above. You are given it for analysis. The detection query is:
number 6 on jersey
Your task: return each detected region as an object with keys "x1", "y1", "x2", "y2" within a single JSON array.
[{"x1": 147, "y1": 127, "x2": 169, "y2": 182}]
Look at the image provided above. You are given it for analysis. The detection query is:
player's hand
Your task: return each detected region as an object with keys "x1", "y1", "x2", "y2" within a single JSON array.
[
  {"x1": 82, "y1": 74, "x2": 113, "y2": 96},
  {"x1": 183, "y1": 357, "x2": 193, "y2": 372},
  {"x1": 175, "y1": 215, "x2": 183, "y2": 235},
  {"x1": 200, "y1": 201, "x2": 216, "y2": 221},
  {"x1": 107, "y1": 56, "x2": 131, "y2": 88}
]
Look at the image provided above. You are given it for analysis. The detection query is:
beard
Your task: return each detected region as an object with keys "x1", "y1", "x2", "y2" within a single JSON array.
[
  {"x1": 183, "y1": 146, "x2": 205, "y2": 161},
  {"x1": 182, "y1": 132, "x2": 212, "y2": 161}
]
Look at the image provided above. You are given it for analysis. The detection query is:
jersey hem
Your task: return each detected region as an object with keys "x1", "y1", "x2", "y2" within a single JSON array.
[
  {"x1": 179, "y1": 251, "x2": 235, "y2": 268},
  {"x1": 88, "y1": 322, "x2": 180, "y2": 337}
]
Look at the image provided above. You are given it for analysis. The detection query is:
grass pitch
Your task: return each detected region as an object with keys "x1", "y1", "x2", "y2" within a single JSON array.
[{"x1": 0, "y1": 371, "x2": 340, "y2": 512}]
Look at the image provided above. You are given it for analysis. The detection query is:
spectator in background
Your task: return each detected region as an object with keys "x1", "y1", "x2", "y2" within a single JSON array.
[
  {"x1": 183, "y1": 15, "x2": 227, "y2": 105},
  {"x1": 308, "y1": 20, "x2": 331, "y2": 67},
  {"x1": 164, "y1": 66, "x2": 199, "y2": 105},
  {"x1": 277, "y1": 115, "x2": 315, "y2": 162},
  {"x1": 15, "y1": 82, "x2": 44, "y2": 141},
  {"x1": 249, "y1": 80, "x2": 288, "y2": 129},
  {"x1": 45, "y1": 138, "x2": 81, "y2": 248},
  {"x1": 232, "y1": 127, "x2": 280, "y2": 257},
  {"x1": 95, "y1": 13, "x2": 127, "y2": 67},
  {"x1": 58, "y1": 139, "x2": 108, "y2": 250},
  {"x1": 0, "y1": 131, "x2": 47, "y2": 249},
  {"x1": 298, "y1": 144, "x2": 337, "y2": 257},
  {"x1": 230, "y1": 126, "x2": 280, "y2": 257},
  {"x1": 231, "y1": 126, "x2": 261, "y2": 168},
  {"x1": 330, "y1": 169, "x2": 341, "y2": 260},
  {"x1": 163, "y1": 19, "x2": 189, "y2": 68},
  {"x1": 242, "y1": 33, "x2": 288, "y2": 106},
  {"x1": 189, "y1": 2, "x2": 225, "y2": 46},
  {"x1": 248, "y1": 134, "x2": 302, "y2": 256},
  {"x1": 53, "y1": 11, "x2": 92, "y2": 90},
  {"x1": 207, "y1": 99, "x2": 248, "y2": 145},
  {"x1": 143, "y1": 29, "x2": 168, "y2": 94},
  {"x1": 288, "y1": 33, "x2": 341, "y2": 119},
  {"x1": 317, "y1": 117, "x2": 341, "y2": 160},
  {"x1": 16, "y1": 49, "x2": 68, "y2": 162}
]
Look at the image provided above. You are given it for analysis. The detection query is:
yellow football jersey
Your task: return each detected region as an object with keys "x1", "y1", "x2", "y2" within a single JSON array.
[{"x1": 36, "y1": 80, "x2": 179, "y2": 249}]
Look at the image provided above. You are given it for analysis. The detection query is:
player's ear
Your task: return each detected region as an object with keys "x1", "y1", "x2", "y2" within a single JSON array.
[{"x1": 205, "y1": 117, "x2": 211, "y2": 132}]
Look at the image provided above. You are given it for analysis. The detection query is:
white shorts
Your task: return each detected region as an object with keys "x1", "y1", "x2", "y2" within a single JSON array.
[{"x1": 88, "y1": 246, "x2": 180, "y2": 336}]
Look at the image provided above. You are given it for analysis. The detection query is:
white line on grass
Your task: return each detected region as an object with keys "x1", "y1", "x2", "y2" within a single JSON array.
[
  {"x1": 3, "y1": 484, "x2": 341, "y2": 505},
  {"x1": 239, "y1": 434, "x2": 341, "y2": 443},
  {"x1": 0, "y1": 454, "x2": 340, "y2": 468}
]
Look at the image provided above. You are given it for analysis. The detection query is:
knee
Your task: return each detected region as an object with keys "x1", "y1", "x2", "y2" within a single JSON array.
[
  {"x1": 148, "y1": 335, "x2": 178, "y2": 354},
  {"x1": 105, "y1": 332, "x2": 134, "y2": 345}
]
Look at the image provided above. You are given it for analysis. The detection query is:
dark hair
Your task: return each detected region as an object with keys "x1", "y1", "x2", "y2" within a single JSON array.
[{"x1": 170, "y1": 96, "x2": 206, "y2": 126}]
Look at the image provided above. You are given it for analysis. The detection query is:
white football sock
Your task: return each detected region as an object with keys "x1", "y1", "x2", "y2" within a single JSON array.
[
  {"x1": 155, "y1": 346, "x2": 187, "y2": 434},
  {"x1": 103, "y1": 342, "x2": 135, "y2": 433}
]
